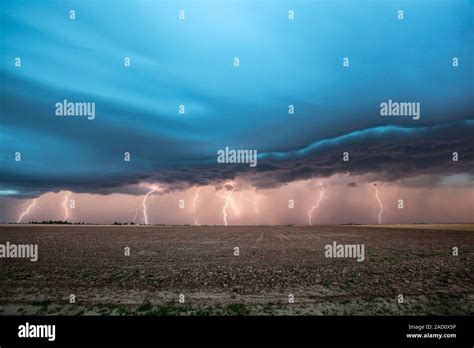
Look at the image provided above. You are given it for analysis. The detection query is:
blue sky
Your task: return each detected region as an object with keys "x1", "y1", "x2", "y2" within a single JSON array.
[{"x1": 1, "y1": 0, "x2": 473, "y2": 197}]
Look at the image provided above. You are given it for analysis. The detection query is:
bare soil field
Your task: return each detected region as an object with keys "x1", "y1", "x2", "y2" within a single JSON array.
[{"x1": 0, "y1": 224, "x2": 472, "y2": 315}]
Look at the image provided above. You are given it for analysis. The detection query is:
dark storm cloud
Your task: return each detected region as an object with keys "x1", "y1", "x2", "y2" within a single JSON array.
[
  {"x1": 2, "y1": 118, "x2": 473, "y2": 198},
  {"x1": 143, "y1": 120, "x2": 474, "y2": 191}
]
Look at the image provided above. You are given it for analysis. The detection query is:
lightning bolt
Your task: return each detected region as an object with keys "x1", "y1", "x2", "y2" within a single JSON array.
[
  {"x1": 128, "y1": 207, "x2": 140, "y2": 223},
  {"x1": 142, "y1": 185, "x2": 158, "y2": 225},
  {"x1": 192, "y1": 187, "x2": 201, "y2": 225},
  {"x1": 372, "y1": 183, "x2": 383, "y2": 224},
  {"x1": 62, "y1": 191, "x2": 70, "y2": 222},
  {"x1": 17, "y1": 199, "x2": 38, "y2": 223},
  {"x1": 308, "y1": 182, "x2": 325, "y2": 226},
  {"x1": 239, "y1": 192, "x2": 259, "y2": 215},
  {"x1": 217, "y1": 182, "x2": 238, "y2": 226}
]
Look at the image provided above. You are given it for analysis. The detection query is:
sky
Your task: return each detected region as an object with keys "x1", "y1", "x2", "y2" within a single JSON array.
[{"x1": 0, "y1": 0, "x2": 473, "y2": 224}]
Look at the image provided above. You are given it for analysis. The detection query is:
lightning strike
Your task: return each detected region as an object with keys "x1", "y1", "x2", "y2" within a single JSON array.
[
  {"x1": 308, "y1": 182, "x2": 325, "y2": 226},
  {"x1": 239, "y1": 192, "x2": 259, "y2": 215},
  {"x1": 142, "y1": 185, "x2": 159, "y2": 225},
  {"x1": 128, "y1": 207, "x2": 140, "y2": 223},
  {"x1": 17, "y1": 199, "x2": 38, "y2": 223},
  {"x1": 62, "y1": 192, "x2": 70, "y2": 222},
  {"x1": 217, "y1": 182, "x2": 238, "y2": 226},
  {"x1": 372, "y1": 183, "x2": 383, "y2": 224},
  {"x1": 192, "y1": 187, "x2": 201, "y2": 225}
]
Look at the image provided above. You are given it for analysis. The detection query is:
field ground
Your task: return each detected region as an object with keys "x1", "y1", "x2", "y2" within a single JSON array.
[
  {"x1": 361, "y1": 224, "x2": 474, "y2": 231},
  {"x1": 0, "y1": 224, "x2": 472, "y2": 315}
]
